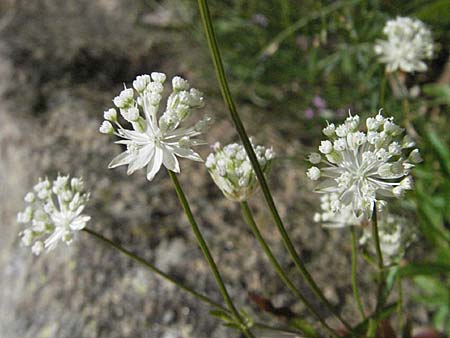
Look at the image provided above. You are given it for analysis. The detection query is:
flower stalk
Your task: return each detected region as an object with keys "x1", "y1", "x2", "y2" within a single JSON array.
[
  {"x1": 371, "y1": 204, "x2": 386, "y2": 315},
  {"x1": 168, "y1": 170, "x2": 255, "y2": 338},
  {"x1": 196, "y1": 0, "x2": 352, "y2": 331},
  {"x1": 240, "y1": 201, "x2": 340, "y2": 337},
  {"x1": 350, "y1": 226, "x2": 366, "y2": 320},
  {"x1": 83, "y1": 227, "x2": 224, "y2": 309},
  {"x1": 84, "y1": 226, "x2": 298, "y2": 336}
]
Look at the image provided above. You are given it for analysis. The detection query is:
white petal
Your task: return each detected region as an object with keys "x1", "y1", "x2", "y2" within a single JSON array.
[
  {"x1": 119, "y1": 129, "x2": 149, "y2": 142},
  {"x1": 172, "y1": 146, "x2": 203, "y2": 162},
  {"x1": 162, "y1": 148, "x2": 180, "y2": 173},
  {"x1": 314, "y1": 179, "x2": 339, "y2": 193},
  {"x1": 108, "y1": 151, "x2": 132, "y2": 169},
  {"x1": 70, "y1": 215, "x2": 91, "y2": 230},
  {"x1": 127, "y1": 145, "x2": 154, "y2": 175},
  {"x1": 146, "y1": 147, "x2": 163, "y2": 181}
]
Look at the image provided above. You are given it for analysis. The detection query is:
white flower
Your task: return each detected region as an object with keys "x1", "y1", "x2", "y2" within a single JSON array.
[
  {"x1": 322, "y1": 123, "x2": 336, "y2": 137},
  {"x1": 308, "y1": 152, "x2": 322, "y2": 164},
  {"x1": 374, "y1": 16, "x2": 434, "y2": 73},
  {"x1": 307, "y1": 167, "x2": 321, "y2": 180},
  {"x1": 409, "y1": 149, "x2": 423, "y2": 163},
  {"x1": 99, "y1": 121, "x2": 113, "y2": 134},
  {"x1": 360, "y1": 214, "x2": 416, "y2": 265},
  {"x1": 104, "y1": 108, "x2": 117, "y2": 122},
  {"x1": 319, "y1": 140, "x2": 333, "y2": 154},
  {"x1": 206, "y1": 140, "x2": 274, "y2": 202},
  {"x1": 17, "y1": 175, "x2": 91, "y2": 255},
  {"x1": 313, "y1": 193, "x2": 365, "y2": 228},
  {"x1": 101, "y1": 73, "x2": 211, "y2": 181},
  {"x1": 307, "y1": 112, "x2": 420, "y2": 218}
]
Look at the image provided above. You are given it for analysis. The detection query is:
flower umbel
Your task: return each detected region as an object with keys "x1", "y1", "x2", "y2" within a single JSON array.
[
  {"x1": 313, "y1": 193, "x2": 365, "y2": 228},
  {"x1": 374, "y1": 16, "x2": 434, "y2": 73},
  {"x1": 360, "y1": 214, "x2": 416, "y2": 265},
  {"x1": 17, "y1": 175, "x2": 91, "y2": 255},
  {"x1": 100, "y1": 73, "x2": 211, "y2": 181},
  {"x1": 307, "y1": 112, "x2": 422, "y2": 218},
  {"x1": 205, "y1": 141, "x2": 274, "y2": 202}
]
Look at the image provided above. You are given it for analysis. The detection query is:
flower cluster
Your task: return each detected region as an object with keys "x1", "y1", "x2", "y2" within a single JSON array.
[
  {"x1": 360, "y1": 214, "x2": 416, "y2": 265},
  {"x1": 307, "y1": 112, "x2": 422, "y2": 218},
  {"x1": 313, "y1": 193, "x2": 364, "y2": 228},
  {"x1": 100, "y1": 73, "x2": 211, "y2": 181},
  {"x1": 205, "y1": 141, "x2": 274, "y2": 202},
  {"x1": 374, "y1": 16, "x2": 434, "y2": 73},
  {"x1": 17, "y1": 175, "x2": 91, "y2": 255}
]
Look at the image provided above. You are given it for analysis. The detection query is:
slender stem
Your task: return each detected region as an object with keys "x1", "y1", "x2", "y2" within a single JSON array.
[
  {"x1": 258, "y1": 0, "x2": 361, "y2": 59},
  {"x1": 241, "y1": 202, "x2": 339, "y2": 337},
  {"x1": 350, "y1": 226, "x2": 366, "y2": 320},
  {"x1": 397, "y1": 275, "x2": 403, "y2": 331},
  {"x1": 371, "y1": 204, "x2": 385, "y2": 314},
  {"x1": 83, "y1": 227, "x2": 224, "y2": 309},
  {"x1": 379, "y1": 72, "x2": 386, "y2": 108},
  {"x1": 196, "y1": 0, "x2": 352, "y2": 331},
  {"x1": 167, "y1": 170, "x2": 255, "y2": 338},
  {"x1": 84, "y1": 227, "x2": 290, "y2": 334}
]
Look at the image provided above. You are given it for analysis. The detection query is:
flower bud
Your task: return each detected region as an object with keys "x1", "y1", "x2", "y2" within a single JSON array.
[
  {"x1": 24, "y1": 192, "x2": 35, "y2": 203},
  {"x1": 99, "y1": 121, "x2": 114, "y2": 134},
  {"x1": 133, "y1": 74, "x2": 151, "y2": 92},
  {"x1": 319, "y1": 140, "x2": 333, "y2": 154},
  {"x1": 308, "y1": 152, "x2": 322, "y2": 164},
  {"x1": 104, "y1": 108, "x2": 117, "y2": 122},
  {"x1": 322, "y1": 123, "x2": 335, "y2": 137},
  {"x1": 172, "y1": 76, "x2": 189, "y2": 91},
  {"x1": 307, "y1": 166, "x2": 321, "y2": 180},
  {"x1": 151, "y1": 72, "x2": 166, "y2": 83},
  {"x1": 409, "y1": 149, "x2": 423, "y2": 163}
]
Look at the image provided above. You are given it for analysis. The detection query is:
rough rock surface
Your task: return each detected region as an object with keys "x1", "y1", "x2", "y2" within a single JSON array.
[{"x1": 0, "y1": 1, "x2": 427, "y2": 338}]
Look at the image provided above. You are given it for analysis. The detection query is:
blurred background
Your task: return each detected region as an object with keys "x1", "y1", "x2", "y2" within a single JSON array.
[{"x1": 0, "y1": 0, "x2": 448, "y2": 337}]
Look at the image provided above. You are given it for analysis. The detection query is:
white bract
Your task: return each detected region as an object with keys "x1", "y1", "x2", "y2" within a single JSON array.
[
  {"x1": 17, "y1": 175, "x2": 91, "y2": 255},
  {"x1": 205, "y1": 141, "x2": 274, "y2": 202},
  {"x1": 307, "y1": 112, "x2": 422, "y2": 218},
  {"x1": 100, "y1": 73, "x2": 211, "y2": 181},
  {"x1": 374, "y1": 16, "x2": 434, "y2": 73},
  {"x1": 360, "y1": 214, "x2": 415, "y2": 265}
]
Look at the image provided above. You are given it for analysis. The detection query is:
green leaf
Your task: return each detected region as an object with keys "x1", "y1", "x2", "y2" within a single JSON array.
[
  {"x1": 289, "y1": 318, "x2": 320, "y2": 338},
  {"x1": 423, "y1": 84, "x2": 450, "y2": 106},
  {"x1": 342, "y1": 303, "x2": 397, "y2": 338},
  {"x1": 425, "y1": 127, "x2": 450, "y2": 178},
  {"x1": 415, "y1": 0, "x2": 450, "y2": 26},
  {"x1": 398, "y1": 263, "x2": 450, "y2": 278},
  {"x1": 433, "y1": 305, "x2": 450, "y2": 332},
  {"x1": 209, "y1": 309, "x2": 233, "y2": 322}
]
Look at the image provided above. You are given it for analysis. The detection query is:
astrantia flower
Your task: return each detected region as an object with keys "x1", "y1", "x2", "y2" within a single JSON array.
[
  {"x1": 307, "y1": 111, "x2": 422, "y2": 218},
  {"x1": 17, "y1": 175, "x2": 91, "y2": 255},
  {"x1": 374, "y1": 16, "x2": 434, "y2": 73},
  {"x1": 100, "y1": 73, "x2": 211, "y2": 181},
  {"x1": 360, "y1": 214, "x2": 416, "y2": 265},
  {"x1": 313, "y1": 193, "x2": 365, "y2": 228},
  {"x1": 205, "y1": 141, "x2": 274, "y2": 202}
]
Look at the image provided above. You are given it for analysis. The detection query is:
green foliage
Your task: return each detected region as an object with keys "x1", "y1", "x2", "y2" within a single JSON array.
[{"x1": 192, "y1": 0, "x2": 450, "y2": 333}]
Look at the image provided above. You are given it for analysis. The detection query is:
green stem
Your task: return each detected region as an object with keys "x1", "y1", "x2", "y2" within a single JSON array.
[
  {"x1": 196, "y1": 0, "x2": 352, "y2": 332},
  {"x1": 168, "y1": 170, "x2": 255, "y2": 338},
  {"x1": 371, "y1": 204, "x2": 385, "y2": 314},
  {"x1": 379, "y1": 72, "x2": 387, "y2": 108},
  {"x1": 241, "y1": 202, "x2": 339, "y2": 337},
  {"x1": 84, "y1": 227, "x2": 290, "y2": 335},
  {"x1": 350, "y1": 226, "x2": 366, "y2": 320},
  {"x1": 83, "y1": 227, "x2": 224, "y2": 309},
  {"x1": 397, "y1": 275, "x2": 403, "y2": 332},
  {"x1": 258, "y1": 0, "x2": 361, "y2": 58}
]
